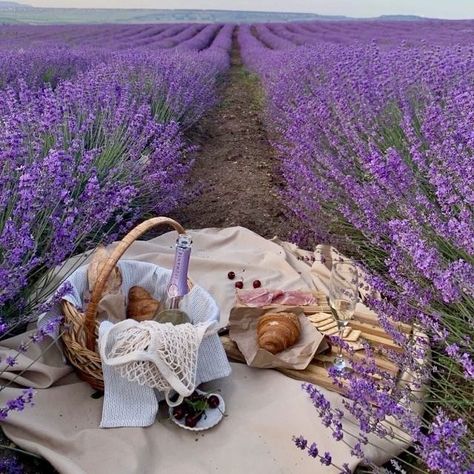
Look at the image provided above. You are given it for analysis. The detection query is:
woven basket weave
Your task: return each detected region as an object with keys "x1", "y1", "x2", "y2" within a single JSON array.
[{"x1": 61, "y1": 217, "x2": 187, "y2": 391}]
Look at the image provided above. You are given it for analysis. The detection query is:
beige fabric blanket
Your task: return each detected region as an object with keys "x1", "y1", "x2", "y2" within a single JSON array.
[{"x1": 0, "y1": 226, "x2": 420, "y2": 474}]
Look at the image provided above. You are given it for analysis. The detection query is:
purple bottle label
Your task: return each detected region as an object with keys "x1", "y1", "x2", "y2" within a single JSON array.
[{"x1": 167, "y1": 234, "x2": 192, "y2": 304}]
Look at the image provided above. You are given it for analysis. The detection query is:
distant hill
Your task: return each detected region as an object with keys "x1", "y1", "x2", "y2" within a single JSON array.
[
  {"x1": 377, "y1": 14, "x2": 425, "y2": 21},
  {"x1": 0, "y1": 7, "x2": 349, "y2": 24},
  {"x1": 0, "y1": 6, "x2": 432, "y2": 25},
  {"x1": 0, "y1": 1, "x2": 31, "y2": 8}
]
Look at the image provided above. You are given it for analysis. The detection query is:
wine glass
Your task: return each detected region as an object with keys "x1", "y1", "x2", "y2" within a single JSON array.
[{"x1": 329, "y1": 261, "x2": 359, "y2": 371}]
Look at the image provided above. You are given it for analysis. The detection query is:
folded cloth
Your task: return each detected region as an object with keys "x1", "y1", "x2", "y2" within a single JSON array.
[{"x1": 99, "y1": 321, "x2": 159, "y2": 428}]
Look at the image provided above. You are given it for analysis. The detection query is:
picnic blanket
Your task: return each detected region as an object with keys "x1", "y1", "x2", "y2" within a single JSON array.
[{"x1": 0, "y1": 226, "x2": 424, "y2": 474}]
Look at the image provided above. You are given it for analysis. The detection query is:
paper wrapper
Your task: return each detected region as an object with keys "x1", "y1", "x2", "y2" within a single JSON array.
[{"x1": 229, "y1": 306, "x2": 326, "y2": 370}]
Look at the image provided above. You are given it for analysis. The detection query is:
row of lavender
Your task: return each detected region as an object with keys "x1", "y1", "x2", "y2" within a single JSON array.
[
  {"x1": 0, "y1": 24, "x2": 233, "y2": 90},
  {"x1": 239, "y1": 22, "x2": 474, "y2": 473},
  {"x1": 0, "y1": 25, "x2": 234, "y2": 334},
  {"x1": 0, "y1": 23, "x2": 229, "y2": 50},
  {"x1": 252, "y1": 20, "x2": 474, "y2": 48}
]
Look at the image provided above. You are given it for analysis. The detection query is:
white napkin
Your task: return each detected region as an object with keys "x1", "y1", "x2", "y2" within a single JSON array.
[{"x1": 99, "y1": 321, "x2": 158, "y2": 428}]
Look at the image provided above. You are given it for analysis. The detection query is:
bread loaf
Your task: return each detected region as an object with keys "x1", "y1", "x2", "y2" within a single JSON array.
[
  {"x1": 256, "y1": 312, "x2": 301, "y2": 354},
  {"x1": 88, "y1": 245, "x2": 122, "y2": 294}
]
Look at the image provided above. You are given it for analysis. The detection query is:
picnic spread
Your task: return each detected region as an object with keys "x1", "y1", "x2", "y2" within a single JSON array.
[{"x1": 0, "y1": 223, "x2": 426, "y2": 474}]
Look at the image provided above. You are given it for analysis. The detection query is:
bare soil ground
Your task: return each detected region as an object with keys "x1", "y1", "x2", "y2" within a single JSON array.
[{"x1": 172, "y1": 41, "x2": 289, "y2": 240}]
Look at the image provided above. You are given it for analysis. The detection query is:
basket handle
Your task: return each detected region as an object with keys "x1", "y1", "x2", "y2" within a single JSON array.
[{"x1": 84, "y1": 217, "x2": 185, "y2": 350}]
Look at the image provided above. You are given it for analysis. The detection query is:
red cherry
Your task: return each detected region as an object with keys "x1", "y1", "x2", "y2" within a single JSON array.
[
  {"x1": 185, "y1": 412, "x2": 202, "y2": 428},
  {"x1": 228, "y1": 271, "x2": 236, "y2": 280},
  {"x1": 235, "y1": 281, "x2": 243, "y2": 289},
  {"x1": 253, "y1": 280, "x2": 262, "y2": 288},
  {"x1": 172, "y1": 405, "x2": 186, "y2": 420},
  {"x1": 207, "y1": 395, "x2": 220, "y2": 409}
]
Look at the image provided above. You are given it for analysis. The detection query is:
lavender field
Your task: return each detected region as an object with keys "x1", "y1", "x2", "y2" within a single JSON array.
[{"x1": 1, "y1": 19, "x2": 473, "y2": 473}]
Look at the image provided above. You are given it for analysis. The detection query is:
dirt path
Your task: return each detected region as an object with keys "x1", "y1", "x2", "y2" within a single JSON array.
[{"x1": 172, "y1": 40, "x2": 289, "y2": 240}]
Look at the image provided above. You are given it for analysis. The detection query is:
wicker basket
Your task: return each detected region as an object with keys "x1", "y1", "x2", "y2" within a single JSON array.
[{"x1": 61, "y1": 217, "x2": 187, "y2": 391}]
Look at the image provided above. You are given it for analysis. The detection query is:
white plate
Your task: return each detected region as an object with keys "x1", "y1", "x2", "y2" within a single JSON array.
[{"x1": 169, "y1": 391, "x2": 225, "y2": 431}]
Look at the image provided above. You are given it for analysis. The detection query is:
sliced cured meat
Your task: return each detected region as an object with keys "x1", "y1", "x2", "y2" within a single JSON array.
[
  {"x1": 237, "y1": 288, "x2": 278, "y2": 307},
  {"x1": 237, "y1": 288, "x2": 315, "y2": 307},
  {"x1": 272, "y1": 290, "x2": 316, "y2": 306}
]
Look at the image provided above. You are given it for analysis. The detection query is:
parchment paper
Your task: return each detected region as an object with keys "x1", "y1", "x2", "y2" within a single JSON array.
[{"x1": 229, "y1": 306, "x2": 325, "y2": 369}]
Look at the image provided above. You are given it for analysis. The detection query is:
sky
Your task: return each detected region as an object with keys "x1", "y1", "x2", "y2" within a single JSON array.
[{"x1": 18, "y1": 0, "x2": 474, "y2": 19}]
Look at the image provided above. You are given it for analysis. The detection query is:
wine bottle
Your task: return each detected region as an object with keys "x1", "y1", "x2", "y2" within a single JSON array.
[
  {"x1": 167, "y1": 234, "x2": 192, "y2": 307},
  {"x1": 154, "y1": 234, "x2": 192, "y2": 325}
]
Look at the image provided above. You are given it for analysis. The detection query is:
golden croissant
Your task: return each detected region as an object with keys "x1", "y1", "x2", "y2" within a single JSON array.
[
  {"x1": 126, "y1": 286, "x2": 160, "y2": 321},
  {"x1": 256, "y1": 312, "x2": 301, "y2": 354}
]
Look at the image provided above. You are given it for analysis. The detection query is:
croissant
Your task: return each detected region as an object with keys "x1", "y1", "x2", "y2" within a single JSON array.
[
  {"x1": 256, "y1": 312, "x2": 301, "y2": 354},
  {"x1": 127, "y1": 286, "x2": 160, "y2": 321}
]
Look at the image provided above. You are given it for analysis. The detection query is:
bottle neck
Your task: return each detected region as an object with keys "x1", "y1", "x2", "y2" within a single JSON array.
[{"x1": 167, "y1": 234, "x2": 192, "y2": 305}]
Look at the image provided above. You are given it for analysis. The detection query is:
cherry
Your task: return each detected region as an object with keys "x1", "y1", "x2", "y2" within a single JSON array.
[
  {"x1": 172, "y1": 405, "x2": 186, "y2": 420},
  {"x1": 253, "y1": 280, "x2": 262, "y2": 288},
  {"x1": 207, "y1": 395, "x2": 220, "y2": 409},
  {"x1": 235, "y1": 281, "x2": 244, "y2": 289},
  {"x1": 227, "y1": 271, "x2": 236, "y2": 280},
  {"x1": 185, "y1": 412, "x2": 202, "y2": 428}
]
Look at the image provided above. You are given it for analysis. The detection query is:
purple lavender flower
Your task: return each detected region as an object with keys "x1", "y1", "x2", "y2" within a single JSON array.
[
  {"x1": 5, "y1": 356, "x2": 16, "y2": 367},
  {"x1": 339, "y1": 464, "x2": 352, "y2": 474},
  {"x1": 307, "y1": 442, "x2": 319, "y2": 458},
  {"x1": 320, "y1": 452, "x2": 332, "y2": 466},
  {"x1": 292, "y1": 435, "x2": 308, "y2": 450},
  {"x1": 0, "y1": 388, "x2": 35, "y2": 421},
  {"x1": 0, "y1": 319, "x2": 7, "y2": 337},
  {"x1": 0, "y1": 456, "x2": 24, "y2": 474}
]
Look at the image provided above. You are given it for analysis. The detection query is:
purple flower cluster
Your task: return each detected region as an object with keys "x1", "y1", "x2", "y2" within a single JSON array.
[
  {"x1": 0, "y1": 47, "x2": 104, "y2": 90},
  {"x1": 292, "y1": 435, "x2": 333, "y2": 467},
  {"x1": 0, "y1": 388, "x2": 34, "y2": 421},
  {"x1": 0, "y1": 456, "x2": 23, "y2": 474},
  {"x1": 239, "y1": 20, "x2": 474, "y2": 473}
]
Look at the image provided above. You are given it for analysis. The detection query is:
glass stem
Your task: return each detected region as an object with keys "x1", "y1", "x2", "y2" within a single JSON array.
[
  {"x1": 337, "y1": 322, "x2": 345, "y2": 359},
  {"x1": 334, "y1": 321, "x2": 347, "y2": 369}
]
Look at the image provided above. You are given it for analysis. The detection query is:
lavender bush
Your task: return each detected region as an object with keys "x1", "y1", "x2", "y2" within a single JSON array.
[
  {"x1": 0, "y1": 25, "x2": 233, "y2": 332},
  {"x1": 0, "y1": 47, "x2": 103, "y2": 90},
  {"x1": 239, "y1": 21, "x2": 474, "y2": 473}
]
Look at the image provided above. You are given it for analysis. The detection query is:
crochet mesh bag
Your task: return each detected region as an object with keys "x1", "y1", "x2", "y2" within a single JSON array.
[{"x1": 99, "y1": 319, "x2": 214, "y2": 405}]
